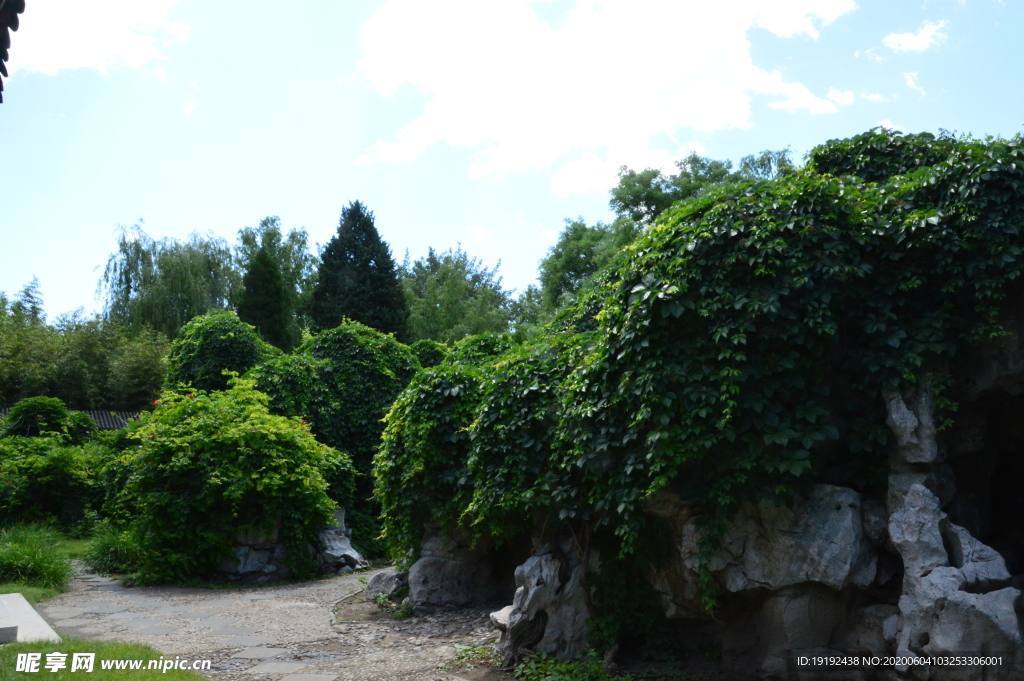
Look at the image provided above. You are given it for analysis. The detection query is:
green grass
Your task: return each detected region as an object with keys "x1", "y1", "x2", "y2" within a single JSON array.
[
  {"x1": 58, "y1": 538, "x2": 89, "y2": 560},
  {"x1": 80, "y1": 526, "x2": 142, "y2": 576},
  {"x1": 0, "y1": 583, "x2": 61, "y2": 606},
  {"x1": 0, "y1": 639, "x2": 208, "y2": 680},
  {"x1": 0, "y1": 525, "x2": 74, "y2": 590}
]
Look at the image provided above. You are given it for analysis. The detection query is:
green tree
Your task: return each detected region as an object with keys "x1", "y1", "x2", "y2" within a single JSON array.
[
  {"x1": 538, "y1": 217, "x2": 639, "y2": 310},
  {"x1": 237, "y1": 246, "x2": 295, "y2": 350},
  {"x1": 401, "y1": 246, "x2": 512, "y2": 343},
  {"x1": 0, "y1": 284, "x2": 60, "y2": 406},
  {"x1": 235, "y1": 216, "x2": 317, "y2": 336},
  {"x1": 610, "y1": 149, "x2": 794, "y2": 224},
  {"x1": 310, "y1": 202, "x2": 407, "y2": 338},
  {"x1": 100, "y1": 225, "x2": 239, "y2": 339}
]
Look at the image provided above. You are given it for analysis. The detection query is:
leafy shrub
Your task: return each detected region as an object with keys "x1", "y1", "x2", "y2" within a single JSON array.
[
  {"x1": 82, "y1": 523, "x2": 144, "y2": 575},
  {"x1": 1, "y1": 396, "x2": 96, "y2": 443},
  {"x1": 165, "y1": 310, "x2": 276, "y2": 392},
  {"x1": 118, "y1": 378, "x2": 352, "y2": 583},
  {"x1": 0, "y1": 435, "x2": 102, "y2": 527},
  {"x1": 513, "y1": 653, "x2": 626, "y2": 681},
  {"x1": 442, "y1": 333, "x2": 517, "y2": 367},
  {"x1": 375, "y1": 363, "x2": 483, "y2": 561},
  {"x1": 410, "y1": 339, "x2": 447, "y2": 368},
  {"x1": 250, "y1": 321, "x2": 418, "y2": 475},
  {"x1": 0, "y1": 524, "x2": 74, "y2": 589}
]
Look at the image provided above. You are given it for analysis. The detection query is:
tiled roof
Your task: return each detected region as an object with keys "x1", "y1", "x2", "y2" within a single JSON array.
[{"x1": 0, "y1": 408, "x2": 140, "y2": 431}]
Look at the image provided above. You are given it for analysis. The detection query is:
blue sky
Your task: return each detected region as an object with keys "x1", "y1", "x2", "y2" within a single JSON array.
[{"x1": 2, "y1": 0, "x2": 1021, "y2": 320}]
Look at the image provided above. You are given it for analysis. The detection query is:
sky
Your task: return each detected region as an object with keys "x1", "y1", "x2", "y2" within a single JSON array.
[{"x1": 1, "y1": 0, "x2": 1022, "y2": 320}]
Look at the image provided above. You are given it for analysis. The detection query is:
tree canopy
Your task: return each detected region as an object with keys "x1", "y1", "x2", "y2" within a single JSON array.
[
  {"x1": 401, "y1": 246, "x2": 513, "y2": 343},
  {"x1": 237, "y1": 246, "x2": 294, "y2": 350},
  {"x1": 99, "y1": 226, "x2": 238, "y2": 339},
  {"x1": 310, "y1": 202, "x2": 408, "y2": 338}
]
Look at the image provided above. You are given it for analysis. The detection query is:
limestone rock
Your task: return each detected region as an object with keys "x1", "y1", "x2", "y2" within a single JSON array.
[
  {"x1": 925, "y1": 587, "x2": 1024, "y2": 680},
  {"x1": 941, "y1": 521, "x2": 1013, "y2": 590},
  {"x1": 489, "y1": 605, "x2": 512, "y2": 632},
  {"x1": 888, "y1": 483, "x2": 948, "y2": 576},
  {"x1": 408, "y1": 526, "x2": 505, "y2": 609},
  {"x1": 679, "y1": 484, "x2": 877, "y2": 593},
  {"x1": 319, "y1": 508, "x2": 368, "y2": 571},
  {"x1": 883, "y1": 383, "x2": 939, "y2": 464},
  {"x1": 365, "y1": 569, "x2": 408, "y2": 602},
  {"x1": 493, "y1": 541, "x2": 595, "y2": 665}
]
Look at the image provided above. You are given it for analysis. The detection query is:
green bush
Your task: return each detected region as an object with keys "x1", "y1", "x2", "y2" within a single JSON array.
[
  {"x1": 119, "y1": 378, "x2": 351, "y2": 583},
  {"x1": 410, "y1": 339, "x2": 447, "y2": 368},
  {"x1": 1, "y1": 396, "x2": 96, "y2": 443},
  {"x1": 250, "y1": 321, "x2": 418, "y2": 476},
  {"x1": 375, "y1": 363, "x2": 483, "y2": 562},
  {"x1": 0, "y1": 524, "x2": 74, "y2": 589},
  {"x1": 82, "y1": 523, "x2": 144, "y2": 575},
  {"x1": 165, "y1": 310, "x2": 276, "y2": 392},
  {"x1": 0, "y1": 435, "x2": 102, "y2": 527}
]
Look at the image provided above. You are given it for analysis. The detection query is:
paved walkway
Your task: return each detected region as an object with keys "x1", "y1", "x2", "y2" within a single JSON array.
[{"x1": 36, "y1": 566, "x2": 506, "y2": 681}]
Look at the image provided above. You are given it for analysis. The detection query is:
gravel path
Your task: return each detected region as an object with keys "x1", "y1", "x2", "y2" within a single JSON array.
[{"x1": 36, "y1": 565, "x2": 509, "y2": 681}]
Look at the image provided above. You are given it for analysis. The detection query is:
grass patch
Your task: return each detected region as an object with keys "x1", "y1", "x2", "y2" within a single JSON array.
[
  {"x1": 58, "y1": 538, "x2": 90, "y2": 560},
  {"x1": 0, "y1": 525, "x2": 73, "y2": 589},
  {"x1": 0, "y1": 638, "x2": 209, "y2": 680},
  {"x1": 0, "y1": 582, "x2": 61, "y2": 606},
  {"x1": 81, "y1": 525, "x2": 142, "y2": 576}
]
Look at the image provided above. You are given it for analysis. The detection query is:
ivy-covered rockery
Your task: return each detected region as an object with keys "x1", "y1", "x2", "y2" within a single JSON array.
[{"x1": 374, "y1": 130, "x2": 1024, "y2": 611}]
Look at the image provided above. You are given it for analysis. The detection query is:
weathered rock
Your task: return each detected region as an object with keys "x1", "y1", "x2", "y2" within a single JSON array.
[
  {"x1": 888, "y1": 481, "x2": 1024, "y2": 678},
  {"x1": 679, "y1": 484, "x2": 876, "y2": 593},
  {"x1": 883, "y1": 383, "x2": 939, "y2": 464},
  {"x1": 489, "y1": 604, "x2": 512, "y2": 632},
  {"x1": 317, "y1": 508, "x2": 367, "y2": 571},
  {"x1": 408, "y1": 526, "x2": 505, "y2": 609},
  {"x1": 888, "y1": 483, "x2": 948, "y2": 576},
  {"x1": 925, "y1": 587, "x2": 1024, "y2": 680},
  {"x1": 720, "y1": 583, "x2": 851, "y2": 680},
  {"x1": 217, "y1": 523, "x2": 293, "y2": 581},
  {"x1": 365, "y1": 569, "x2": 408, "y2": 602},
  {"x1": 835, "y1": 604, "x2": 900, "y2": 658},
  {"x1": 492, "y1": 541, "x2": 595, "y2": 665},
  {"x1": 941, "y1": 520, "x2": 1013, "y2": 590}
]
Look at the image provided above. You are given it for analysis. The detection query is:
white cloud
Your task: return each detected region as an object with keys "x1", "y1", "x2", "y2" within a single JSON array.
[
  {"x1": 183, "y1": 82, "x2": 199, "y2": 116},
  {"x1": 904, "y1": 72, "x2": 926, "y2": 96},
  {"x1": 356, "y1": 0, "x2": 857, "y2": 194},
  {"x1": 7, "y1": 0, "x2": 187, "y2": 75},
  {"x1": 466, "y1": 224, "x2": 492, "y2": 243},
  {"x1": 863, "y1": 92, "x2": 887, "y2": 102},
  {"x1": 826, "y1": 87, "x2": 854, "y2": 106},
  {"x1": 876, "y1": 119, "x2": 906, "y2": 132},
  {"x1": 883, "y1": 20, "x2": 948, "y2": 52}
]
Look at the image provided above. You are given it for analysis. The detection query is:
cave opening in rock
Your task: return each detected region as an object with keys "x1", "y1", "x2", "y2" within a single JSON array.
[{"x1": 947, "y1": 389, "x2": 1024, "y2": 575}]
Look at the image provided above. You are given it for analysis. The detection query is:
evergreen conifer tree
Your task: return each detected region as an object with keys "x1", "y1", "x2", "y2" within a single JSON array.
[
  {"x1": 310, "y1": 201, "x2": 408, "y2": 339},
  {"x1": 237, "y1": 246, "x2": 294, "y2": 350}
]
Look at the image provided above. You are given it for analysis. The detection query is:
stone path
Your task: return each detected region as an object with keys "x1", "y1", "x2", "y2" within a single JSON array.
[{"x1": 36, "y1": 566, "x2": 508, "y2": 681}]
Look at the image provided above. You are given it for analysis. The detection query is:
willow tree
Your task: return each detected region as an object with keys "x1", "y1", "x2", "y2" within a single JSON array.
[{"x1": 99, "y1": 226, "x2": 239, "y2": 339}]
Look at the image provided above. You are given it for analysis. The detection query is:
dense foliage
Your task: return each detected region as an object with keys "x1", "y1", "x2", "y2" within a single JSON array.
[
  {"x1": 401, "y1": 247, "x2": 513, "y2": 342},
  {"x1": 310, "y1": 201, "x2": 408, "y2": 338},
  {"x1": 409, "y1": 339, "x2": 447, "y2": 368},
  {"x1": 117, "y1": 379, "x2": 351, "y2": 583},
  {"x1": 0, "y1": 292, "x2": 168, "y2": 411},
  {"x1": 375, "y1": 130, "x2": 1024, "y2": 613},
  {"x1": 0, "y1": 433, "x2": 101, "y2": 527},
  {"x1": 165, "y1": 311, "x2": 275, "y2": 392},
  {"x1": 100, "y1": 226, "x2": 239, "y2": 339},
  {"x1": 237, "y1": 246, "x2": 295, "y2": 350},
  {"x1": 250, "y1": 321, "x2": 419, "y2": 478}
]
